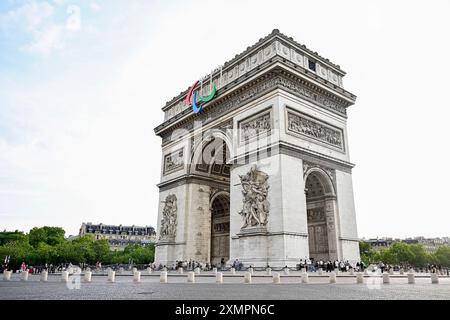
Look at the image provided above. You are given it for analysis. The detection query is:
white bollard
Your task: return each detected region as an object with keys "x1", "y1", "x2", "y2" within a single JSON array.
[
  {"x1": 248, "y1": 267, "x2": 253, "y2": 275},
  {"x1": 213, "y1": 267, "x2": 217, "y2": 274},
  {"x1": 132, "y1": 267, "x2": 137, "y2": 274},
  {"x1": 3, "y1": 270, "x2": 12, "y2": 281},
  {"x1": 266, "y1": 268, "x2": 272, "y2": 276},
  {"x1": 284, "y1": 268, "x2": 290, "y2": 275},
  {"x1": 230, "y1": 267, "x2": 235, "y2": 275},
  {"x1": 349, "y1": 269, "x2": 354, "y2": 276},
  {"x1": 134, "y1": 271, "x2": 141, "y2": 283},
  {"x1": 407, "y1": 273, "x2": 415, "y2": 284},
  {"x1": 318, "y1": 268, "x2": 323, "y2": 276},
  {"x1": 329, "y1": 271, "x2": 336, "y2": 283},
  {"x1": 84, "y1": 271, "x2": 92, "y2": 282},
  {"x1": 159, "y1": 271, "x2": 167, "y2": 283},
  {"x1": 273, "y1": 272, "x2": 280, "y2": 284},
  {"x1": 244, "y1": 272, "x2": 252, "y2": 284},
  {"x1": 216, "y1": 272, "x2": 223, "y2": 284},
  {"x1": 383, "y1": 272, "x2": 390, "y2": 284},
  {"x1": 108, "y1": 270, "x2": 115, "y2": 282},
  {"x1": 301, "y1": 272, "x2": 309, "y2": 283},
  {"x1": 364, "y1": 269, "x2": 369, "y2": 276},
  {"x1": 194, "y1": 267, "x2": 201, "y2": 275},
  {"x1": 431, "y1": 273, "x2": 439, "y2": 284},
  {"x1": 187, "y1": 272, "x2": 195, "y2": 283},
  {"x1": 61, "y1": 271, "x2": 69, "y2": 282},
  {"x1": 400, "y1": 268, "x2": 404, "y2": 275},
  {"x1": 147, "y1": 267, "x2": 152, "y2": 275},
  {"x1": 40, "y1": 271, "x2": 48, "y2": 282},
  {"x1": 389, "y1": 268, "x2": 394, "y2": 275},
  {"x1": 21, "y1": 271, "x2": 29, "y2": 281},
  {"x1": 356, "y1": 272, "x2": 364, "y2": 284},
  {"x1": 178, "y1": 267, "x2": 183, "y2": 274}
]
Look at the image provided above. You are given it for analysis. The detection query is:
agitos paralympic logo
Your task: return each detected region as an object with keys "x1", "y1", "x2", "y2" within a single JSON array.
[{"x1": 186, "y1": 80, "x2": 217, "y2": 114}]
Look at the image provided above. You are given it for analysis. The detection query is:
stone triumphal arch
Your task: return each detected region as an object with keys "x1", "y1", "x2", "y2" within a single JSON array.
[{"x1": 154, "y1": 30, "x2": 360, "y2": 267}]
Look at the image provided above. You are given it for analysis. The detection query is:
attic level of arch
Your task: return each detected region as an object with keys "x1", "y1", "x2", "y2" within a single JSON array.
[{"x1": 156, "y1": 62, "x2": 356, "y2": 142}]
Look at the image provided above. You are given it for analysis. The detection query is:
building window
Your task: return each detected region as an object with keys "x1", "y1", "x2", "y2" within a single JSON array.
[{"x1": 308, "y1": 60, "x2": 316, "y2": 72}]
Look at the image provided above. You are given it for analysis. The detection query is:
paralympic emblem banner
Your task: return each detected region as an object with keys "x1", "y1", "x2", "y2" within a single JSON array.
[{"x1": 186, "y1": 80, "x2": 217, "y2": 114}]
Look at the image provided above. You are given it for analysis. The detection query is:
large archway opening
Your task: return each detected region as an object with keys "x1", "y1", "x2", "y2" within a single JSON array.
[
  {"x1": 305, "y1": 171, "x2": 334, "y2": 262},
  {"x1": 210, "y1": 192, "x2": 230, "y2": 266},
  {"x1": 191, "y1": 134, "x2": 231, "y2": 266}
]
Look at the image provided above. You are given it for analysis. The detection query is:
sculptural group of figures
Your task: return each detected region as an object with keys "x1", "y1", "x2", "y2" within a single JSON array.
[
  {"x1": 238, "y1": 165, "x2": 270, "y2": 228},
  {"x1": 159, "y1": 194, "x2": 178, "y2": 240}
]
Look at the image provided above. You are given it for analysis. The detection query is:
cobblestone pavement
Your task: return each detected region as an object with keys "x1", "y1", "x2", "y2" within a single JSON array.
[{"x1": 1, "y1": 272, "x2": 449, "y2": 300}]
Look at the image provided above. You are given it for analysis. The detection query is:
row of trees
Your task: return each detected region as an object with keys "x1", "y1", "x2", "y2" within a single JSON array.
[
  {"x1": 0, "y1": 227, "x2": 155, "y2": 270},
  {"x1": 359, "y1": 241, "x2": 450, "y2": 267}
]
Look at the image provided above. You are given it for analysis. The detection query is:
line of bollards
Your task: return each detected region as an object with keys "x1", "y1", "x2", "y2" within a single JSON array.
[{"x1": 1, "y1": 269, "x2": 444, "y2": 285}]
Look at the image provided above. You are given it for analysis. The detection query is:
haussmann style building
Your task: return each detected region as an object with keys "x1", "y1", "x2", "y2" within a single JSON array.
[
  {"x1": 154, "y1": 29, "x2": 360, "y2": 267},
  {"x1": 79, "y1": 222, "x2": 156, "y2": 251}
]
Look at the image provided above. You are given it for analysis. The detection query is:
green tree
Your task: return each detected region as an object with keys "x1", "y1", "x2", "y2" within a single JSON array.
[
  {"x1": 0, "y1": 231, "x2": 25, "y2": 246},
  {"x1": 29, "y1": 227, "x2": 65, "y2": 247},
  {"x1": 433, "y1": 246, "x2": 450, "y2": 267}
]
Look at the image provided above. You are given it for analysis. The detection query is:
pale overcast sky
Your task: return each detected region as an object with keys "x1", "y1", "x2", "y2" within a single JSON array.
[{"x1": 1, "y1": 0, "x2": 449, "y2": 238}]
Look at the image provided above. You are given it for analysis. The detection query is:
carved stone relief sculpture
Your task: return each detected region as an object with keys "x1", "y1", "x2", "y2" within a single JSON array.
[
  {"x1": 287, "y1": 110, "x2": 343, "y2": 150},
  {"x1": 239, "y1": 111, "x2": 271, "y2": 143},
  {"x1": 164, "y1": 148, "x2": 184, "y2": 174},
  {"x1": 238, "y1": 165, "x2": 270, "y2": 229},
  {"x1": 159, "y1": 194, "x2": 177, "y2": 241}
]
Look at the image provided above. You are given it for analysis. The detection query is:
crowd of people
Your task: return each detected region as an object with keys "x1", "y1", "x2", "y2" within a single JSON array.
[
  {"x1": 2, "y1": 257, "x2": 448, "y2": 275},
  {"x1": 0, "y1": 261, "x2": 79, "y2": 274}
]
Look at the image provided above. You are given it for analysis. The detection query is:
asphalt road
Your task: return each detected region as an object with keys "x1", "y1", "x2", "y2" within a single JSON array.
[{"x1": 1, "y1": 272, "x2": 449, "y2": 300}]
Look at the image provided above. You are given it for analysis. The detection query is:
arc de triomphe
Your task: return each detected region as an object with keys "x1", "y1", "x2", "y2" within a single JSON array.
[{"x1": 154, "y1": 29, "x2": 360, "y2": 267}]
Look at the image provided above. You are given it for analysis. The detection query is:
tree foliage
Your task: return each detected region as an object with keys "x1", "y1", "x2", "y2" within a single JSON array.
[
  {"x1": 359, "y1": 240, "x2": 450, "y2": 267},
  {"x1": 0, "y1": 227, "x2": 154, "y2": 270}
]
